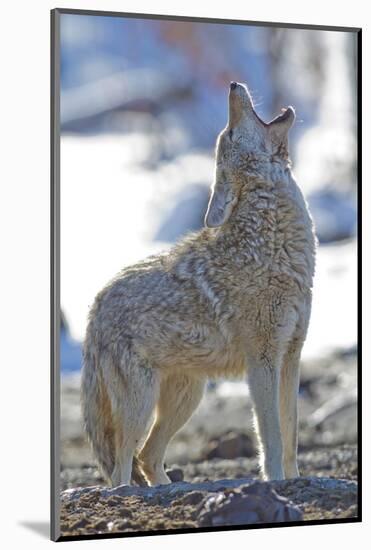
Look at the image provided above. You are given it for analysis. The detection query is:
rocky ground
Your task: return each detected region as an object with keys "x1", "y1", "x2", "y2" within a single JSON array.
[{"x1": 59, "y1": 349, "x2": 358, "y2": 538}]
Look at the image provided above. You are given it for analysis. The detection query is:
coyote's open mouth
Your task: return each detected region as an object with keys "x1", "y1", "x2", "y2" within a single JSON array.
[{"x1": 229, "y1": 81, "x2": 295, "y2": 128}]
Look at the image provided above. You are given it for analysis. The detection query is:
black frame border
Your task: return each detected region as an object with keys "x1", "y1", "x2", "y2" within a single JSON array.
[{"x1": 51, "y1": 7, "x2": 362, "y2": 542}]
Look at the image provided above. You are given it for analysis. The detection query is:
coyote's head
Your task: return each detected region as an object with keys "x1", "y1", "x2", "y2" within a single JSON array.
[{"x1": 205, "y1": 82, "x2": 296, "y2": 228}]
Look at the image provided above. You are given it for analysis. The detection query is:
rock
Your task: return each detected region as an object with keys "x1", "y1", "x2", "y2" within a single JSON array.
[
  {"x1": 166, "y1": 467, "x2": 184, "y2": 482},
  {"x1": 61, "y1": 477, "x2": 254, "y2": 504},
  {"x1": 172, "y1": 491, "x2": 205, "y2": 506},
  {"x1": 198, "y1": 482, "x2": 302, "y2": 526},
  {"x1": 205, "y1": 432, "x2": 255, "y2": 460}
]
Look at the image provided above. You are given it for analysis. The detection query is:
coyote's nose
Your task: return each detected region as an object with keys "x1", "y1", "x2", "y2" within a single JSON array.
[{"x1": 230, "y1": 81, "x2": 237, "y2": 90}]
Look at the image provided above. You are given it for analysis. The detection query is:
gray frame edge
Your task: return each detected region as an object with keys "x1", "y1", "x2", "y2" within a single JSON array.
[
  {"x1": 51, "y1": 8, "x2": 61, "y2": 542},
  {"x1": 54, "y1": 7, "x2": 361, "y2": 33}
]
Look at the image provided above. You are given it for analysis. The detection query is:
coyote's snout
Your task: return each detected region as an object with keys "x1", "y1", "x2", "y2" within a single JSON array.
[{"x1": 81, "y1": 82, "x2": 316, "y2": 487}]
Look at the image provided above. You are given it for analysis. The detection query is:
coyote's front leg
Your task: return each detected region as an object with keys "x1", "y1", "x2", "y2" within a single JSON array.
[
  {"x1": 247, "y1": 357, "x2": 284, "y2": 481},
  {"x1": 279, "y1": 337, "x2": 304, "y2": 478}
]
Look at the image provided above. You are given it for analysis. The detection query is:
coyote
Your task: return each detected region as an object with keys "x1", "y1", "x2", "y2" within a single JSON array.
[{"x1": 81, "y1": 82, "x2": 316, "y2": 487}]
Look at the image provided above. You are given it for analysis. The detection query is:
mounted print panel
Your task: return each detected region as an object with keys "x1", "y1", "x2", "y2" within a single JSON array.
[{"x1": 51, "y1": 8, "x2": 361, "y2": 542}]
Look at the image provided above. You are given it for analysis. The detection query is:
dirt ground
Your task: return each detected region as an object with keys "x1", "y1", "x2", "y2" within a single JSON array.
[{"x1": 59, "y1": 349, "x2": 358, "y2": 538}]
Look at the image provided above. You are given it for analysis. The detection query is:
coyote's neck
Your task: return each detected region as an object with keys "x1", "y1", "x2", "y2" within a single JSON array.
[{"x1": 216, "y1": 175, "x2": 316, "y2": 290}]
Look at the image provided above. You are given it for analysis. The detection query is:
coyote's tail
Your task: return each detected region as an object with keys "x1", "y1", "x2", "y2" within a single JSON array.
[
  {"x1": 81, "y1": 343, "x2": 116, "y2": 481},
  {"x1": 81, "y1": 340, "x2": 148, "y2": 486}
]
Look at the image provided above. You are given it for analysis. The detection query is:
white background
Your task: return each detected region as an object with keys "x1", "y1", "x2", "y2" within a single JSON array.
[{"x1": 0, "y1": 0, "x2": 368, "y2": 548}]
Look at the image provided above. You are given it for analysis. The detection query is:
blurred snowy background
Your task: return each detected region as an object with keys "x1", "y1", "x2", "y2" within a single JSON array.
[{"x1": 59, "y1": 14, "x2": 358, "y2": 374}]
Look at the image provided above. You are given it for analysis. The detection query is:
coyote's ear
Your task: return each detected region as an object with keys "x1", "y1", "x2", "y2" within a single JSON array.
[
  {"x1": 268, "y1": 106, "x2": 296, "y2": 143},
  {"x1": 204, "y1": 181, "x2": 238, "y2": 228}
]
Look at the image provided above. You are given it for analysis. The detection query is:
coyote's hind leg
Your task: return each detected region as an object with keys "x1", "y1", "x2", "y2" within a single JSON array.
[{"x1": 139, "y1": 373, "x2": 205, "y2": 486}]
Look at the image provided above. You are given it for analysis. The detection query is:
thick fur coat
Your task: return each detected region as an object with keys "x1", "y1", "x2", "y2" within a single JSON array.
[{"x1": 81, "y1": 82, "x2": 316, "y2": 486}]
